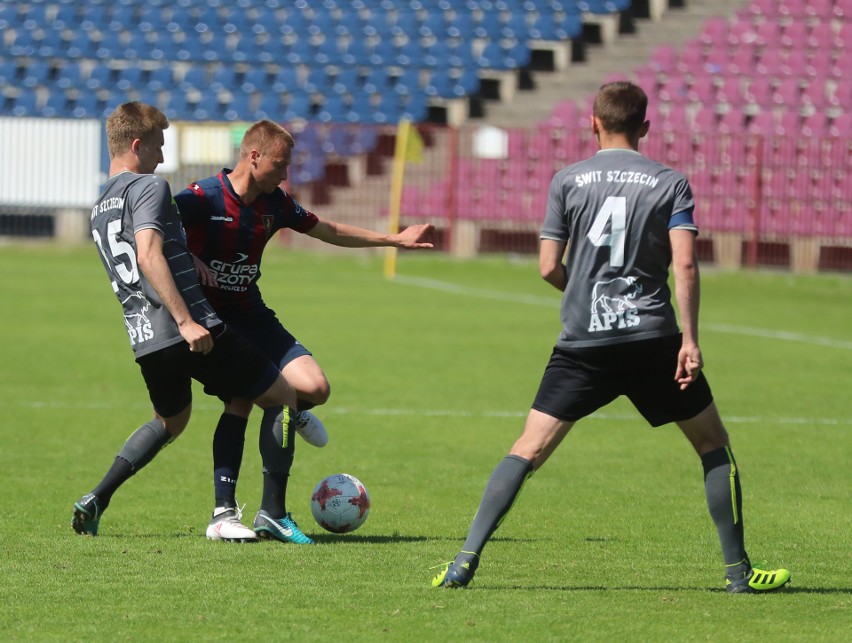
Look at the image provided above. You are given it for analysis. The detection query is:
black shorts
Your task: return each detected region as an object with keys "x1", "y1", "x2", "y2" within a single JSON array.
[
  {"x1": 136, "y1": 324, "x2": 282, "y2": 418},
  {"x1": 532, "y1": 334, "x2": 714, "y2": 427}
]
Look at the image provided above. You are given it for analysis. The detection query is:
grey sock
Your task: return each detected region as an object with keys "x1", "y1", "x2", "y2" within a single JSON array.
[
  {"x1": 702, "y1": 446, "x2": 748, "y2": 574},
  {"x1": 457, "y1": 455, "x2": 533, "y2": 565}
]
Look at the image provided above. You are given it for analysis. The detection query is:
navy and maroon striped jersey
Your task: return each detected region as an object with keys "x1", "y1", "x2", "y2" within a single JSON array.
[{"x1": 175, "y1": 169, "x2": 319, "y2": 315}]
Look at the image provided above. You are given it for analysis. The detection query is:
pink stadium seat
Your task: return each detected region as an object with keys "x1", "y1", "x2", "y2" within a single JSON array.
[
  {"x1": 756, "y1": 49, "x2": 792, "y2": 78},
  {"x1": 772, "y1": 78, "x2": 802, "y2": 109},
  {"x1": 807, "y1": 48, "x2": 842, "y2": 81},
  {"x1": 777, "y1": 110, "x2": 802, "y2": 135},
  {"x1": 828, "y1": 113, "x2": 852, "y2": 137},
  {"x1": 727, "y1": 20, "x2": 759, "y2": 47},
  {"x1": 747, "y1": 110, "x2": 777, "y2": 136},
  {"x1": 685, "y1": 77, "x2": 717, "y2": 105},
  {"x1": 650, "y1": 44, "x2": 679, "y2": 73},
  {"x1": 746, "y1": 0, "x2": 780, "y2": 19},
  {"x1": 718, "y1": 109, "x2": 747, "y2": 134},
  {"x1": 801, "y1": 113, "x2": 828, "y2": 138},
  {"x1": 780, "y1": 21, "x2": 810, "y2": 50},
  {"x1": 716, "y1": 76, "x2": 745, "y2": 107},
  {"x1": 801, "y1": 79, "x2": 828, "y2": 108},
  {"x1": 676, "y1": 40, "x2": 706, "y2": 75},
  {"x1": 658, "y1": 104, "x2": 689, "y2": 132},
  {"x1": 692, "y1": 107, "x2": 718, "y2": 131},
  {"x1": 744, "y1": 77, "x2": 775, "y2": 108},
  {"x1": 641, "y1": 133, "x2": 667, "y2": 162},
  {"x1": 699, "y1": 17, "x2": 729, "y2": 47}
]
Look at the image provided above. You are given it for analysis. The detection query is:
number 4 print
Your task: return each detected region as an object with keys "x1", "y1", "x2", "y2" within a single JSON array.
[{"x1": 587, "y1": 196, "x2": 626, "y2": 267}]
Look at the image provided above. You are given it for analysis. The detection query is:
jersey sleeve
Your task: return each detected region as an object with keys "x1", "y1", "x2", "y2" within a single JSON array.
[
  {"x1": 540, "y1": 170, "x2": 570, "y2": 241},
  {"x1": 130, "y1": 177, "x2": 173, "y2": 235},
  {"x1": 668, "y1": 174, "x2": 698, "y2": 233},
  {"x1": 280, "y1": 192, "x2": 319, "y2": 233}
]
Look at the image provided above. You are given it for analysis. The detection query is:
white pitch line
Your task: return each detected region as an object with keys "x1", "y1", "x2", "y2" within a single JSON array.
[
  {"x1": 11, "y1": 400, "x2": 851, "y2": 426},
  {"x1": 393, "y1": 274, "x2": 852, "y2": 350}
]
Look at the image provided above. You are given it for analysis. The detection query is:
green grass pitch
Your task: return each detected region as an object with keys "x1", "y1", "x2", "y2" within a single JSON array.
[{"x1": 0, "y1": 245, "x2": 850, "y2": 641}]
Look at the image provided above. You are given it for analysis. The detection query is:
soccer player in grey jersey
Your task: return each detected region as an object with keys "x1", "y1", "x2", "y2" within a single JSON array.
[
  {"x1": 72, "y1": 102, "x2": 299, "y2": 540},
  {"x1": 433, "y1": 82, "x2": 790, "y2": 593}
]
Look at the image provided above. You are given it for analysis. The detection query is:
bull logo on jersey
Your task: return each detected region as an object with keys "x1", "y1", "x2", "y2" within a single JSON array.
[
  {"x1": 589, "y1": 276, "x2": 642, "y2": 333},
  {"x1": 121, "y1": 291, "x2": 155, "y2": 346}
]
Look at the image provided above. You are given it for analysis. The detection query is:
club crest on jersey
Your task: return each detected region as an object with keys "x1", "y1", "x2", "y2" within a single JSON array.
[
  {"x1": 262, "y1": 214, "x2": 274, "y2": 237},
  {"x1": 121, "y1": 291, "x2": 155, "y2": 345},
  {"x1": 589, "y1": 276, "x2": 642, "y2": 332}
]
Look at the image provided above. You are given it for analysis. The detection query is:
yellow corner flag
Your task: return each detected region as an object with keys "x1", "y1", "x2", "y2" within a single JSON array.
[{"x1": 385, "y1": 120, "x2": 423, "y2": 279}]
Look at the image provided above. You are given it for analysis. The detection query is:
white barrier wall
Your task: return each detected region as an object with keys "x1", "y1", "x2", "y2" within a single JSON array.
[{"x1": 0, "y1": 117, "x2": 103, "y2": 208}]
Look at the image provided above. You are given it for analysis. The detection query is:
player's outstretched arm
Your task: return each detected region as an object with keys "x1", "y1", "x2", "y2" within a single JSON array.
[
  {"x1": 307, "y1": 219, "x2": 434, "y2": 249},
  {"x1": 136, "y1": 228, "x2": 213, "y2": 354}
]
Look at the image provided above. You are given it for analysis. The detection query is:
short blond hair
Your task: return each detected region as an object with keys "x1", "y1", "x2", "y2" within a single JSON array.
[
  {"x1": 240, "y1": 120, "x2": 295, "y2": 158},
  {"x1": 105, "y1": 102, "x2": 169, "y2": 158}
]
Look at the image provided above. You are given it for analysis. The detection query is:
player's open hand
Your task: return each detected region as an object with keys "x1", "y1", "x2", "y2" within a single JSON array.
[
  {"x1": 675, "y1": 343, "x2": 703, "y2": 390},
  {"x1": 395, "y1": 223, "x2": 435, "y2": 249},
  {"x1": 190, "y1": 254, "x2": 218, "y2": 287}
]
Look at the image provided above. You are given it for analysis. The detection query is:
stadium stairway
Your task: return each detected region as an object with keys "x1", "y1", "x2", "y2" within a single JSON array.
[{"x1": 479, "y1": 0, "x2": 753, "y2": 129}]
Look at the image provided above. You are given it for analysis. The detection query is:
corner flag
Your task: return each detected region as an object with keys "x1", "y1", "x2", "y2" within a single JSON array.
[{"x1": 384, "y1": 120, "x2": 423, "y2": 279}]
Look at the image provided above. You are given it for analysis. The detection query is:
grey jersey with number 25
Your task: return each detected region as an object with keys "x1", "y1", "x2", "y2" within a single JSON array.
[
  {"x1": 90, "y1": 171, "x2": 221, "y2": 357},
  {"x1": 541, "y1": 148, "x2": 697, "y2": 349}
]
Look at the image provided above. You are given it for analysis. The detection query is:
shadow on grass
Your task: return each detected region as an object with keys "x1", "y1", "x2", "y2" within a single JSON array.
[{"x1": 466, "y1": 585, "x2": 852, "y2": 594}]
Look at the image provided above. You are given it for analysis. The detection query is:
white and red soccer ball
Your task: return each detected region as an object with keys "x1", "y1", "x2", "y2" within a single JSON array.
[{"x1": 310, "y1": 473, "x2": 370, "y2": 534}]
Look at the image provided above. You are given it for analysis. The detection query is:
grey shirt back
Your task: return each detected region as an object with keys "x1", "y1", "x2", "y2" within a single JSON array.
[
  {"x1": 541, "y1": 149, "x2": 697, "y2": 349},
  {"x1": 90, "y1": 171, "x2": 221, "y2": 357}
]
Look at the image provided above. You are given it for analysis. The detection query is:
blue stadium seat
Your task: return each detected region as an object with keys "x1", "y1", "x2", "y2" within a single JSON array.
[
  {"x1": 21, "y1": 61, "x2": 52, "y2": 89},
  {"x1": 179, "y1": 67, "x2": 207, "y2": 92},
  {"x1": 94, "y1": 32, "x2": 124, "y2": 60},
  {"x1": 64, "y1": 31, "x2": 98, "y2": 59},
  {"x1": 363, "y1": 68, "x2": 390, "y2": 94},
  {"x1": 282, "y1": 92, "x2": 314, "y2": 122},
  {"x1": 9, "y1": 30, "x2": 39, "y2": 57},
  {"x1": 222, "y1": 93, "x2": 253, "y2": 122},
  {"x1": 71, "y1": 91, "x2": 106, "y2": 119},
  {"x1": 330, "y1": 67, "x2": 362, "y2": 95},
  {"x1": 54, "y1": 63, "x2": 84, "y2": 91},
  {"x1": 116, "y1": 67, "x2": 146, "y2": 93},
  {"x1": 254, "y1": 94, "x2": 284, "y2": 120},
  {"x1": 146, "y1": 66, "x2": 176, "y2": 92},
  {"x1": 272, "y1": 68, "x2": 300, "y2": 94},
  {"x1": 210, "y1": 67, "x2": 240, "y2": 94},
  {"x1": 316, "y1": 94, "x2": 350, "y2": 123},
  {"x1": 85, "y1": 65, "x2": 115, "y2": 91},
  {"x1": 0, "y1": 60, "x2": 19, "y2": 87},
  {"x1": 41, "y1": 91, "x2": 72, "y2": 118},
  {"x1": 10, "y1": 90, "x2": 40, "y2": 117},
  {"x1": 240, "y1": 68, "x2": 271, "y2": 94}
]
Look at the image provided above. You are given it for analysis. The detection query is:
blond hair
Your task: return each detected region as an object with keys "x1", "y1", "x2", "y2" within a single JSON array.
[
  {"x1": 239, "y1": 120, "x2": 295, "y2": 158},
  {"x1": 105, "y1": 102, "x2": 169, "y2": 158}
]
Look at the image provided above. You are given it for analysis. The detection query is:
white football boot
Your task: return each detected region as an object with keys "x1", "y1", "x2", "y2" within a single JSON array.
[
  {"x1": 294, "y1": 410, "x2": 328, "y2": 447},
  {"x1": 206, "y1": 505, "x2": 258, "y2": 542}
]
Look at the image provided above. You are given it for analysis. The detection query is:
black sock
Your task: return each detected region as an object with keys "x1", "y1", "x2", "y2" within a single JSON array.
[
  {"x1": 702, "y1": 446, "x2": 749, "y2": 577},
  {"x1": 457, "y1": 455, "x2": 534, "y2": 567},
  {"x1": 212, "y1": 413, "x2": 248, "y2": 508},
  {"x1": 92, "y1": 420, "x2": 172, "y2": 509},
  {"x1": 258, "y1": 407, "x2": 295, "y2": 518}
]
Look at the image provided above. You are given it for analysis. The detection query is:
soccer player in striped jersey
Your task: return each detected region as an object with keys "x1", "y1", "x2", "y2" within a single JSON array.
[
  {"x1": 432, "y1": 82, "x2": 790, "y2": 593},
  {"x1": 73, "y1": 103, "x2": 299, "y2": 539},
  {"x1": 175, "y1": 120, "x2": 433, "y2": 543}
]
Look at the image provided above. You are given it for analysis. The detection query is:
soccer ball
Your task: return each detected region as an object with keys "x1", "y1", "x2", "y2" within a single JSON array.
[{"x1": 310, "y1": 473, "x2": 370, "y2": 534}]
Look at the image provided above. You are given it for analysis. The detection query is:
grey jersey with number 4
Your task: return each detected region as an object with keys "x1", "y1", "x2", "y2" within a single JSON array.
[
  {"x1": 541, "y1": 148, "x2": 697, "y2": 349},
  {"x1": 90, "y1": 171, "x2": 221, "y2": 357}
]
